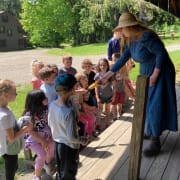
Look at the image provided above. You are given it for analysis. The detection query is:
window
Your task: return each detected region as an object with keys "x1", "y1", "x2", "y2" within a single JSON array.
[
  {"x1": 0, "y1": 26, "x2": 5, "y2": 33},
  {"x1": 1, "y1": 15, "x2": 8, "y2": 22},
  {"x1": 0, "y1": 39, "x2": 7, "y2": 47},
  {"x1": 7, "y1": 29, "x2": 12, "y2": 36},
  {"x1": 17, "y1": 26, "x2": 23, "y2": 34}
]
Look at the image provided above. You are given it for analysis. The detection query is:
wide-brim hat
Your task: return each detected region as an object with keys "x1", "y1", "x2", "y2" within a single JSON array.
[{"x1": 113, "y1": 12, "x2": 143, "y2": 32}]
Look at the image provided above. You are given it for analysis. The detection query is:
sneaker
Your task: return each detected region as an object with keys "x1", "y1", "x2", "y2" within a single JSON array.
[{"x1": 33, "y1": 175, "x2": 41, "y2": 180}]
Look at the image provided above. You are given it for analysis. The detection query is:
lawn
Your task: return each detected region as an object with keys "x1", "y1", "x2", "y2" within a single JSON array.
[{"x1": 46, "y1": 32, "x2": 180, "y2": 56}]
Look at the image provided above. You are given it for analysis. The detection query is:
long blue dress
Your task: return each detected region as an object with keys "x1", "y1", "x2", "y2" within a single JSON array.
[{"x1": 111, "y1": 31, "x2": 177, "y2": 137}]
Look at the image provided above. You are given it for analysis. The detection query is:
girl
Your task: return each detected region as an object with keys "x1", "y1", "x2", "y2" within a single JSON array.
[
  {"x1": 31, "y1": 60, "x2": 44, "y2": 89},
  {"x1": 22, "y1": 89, "x2": 55, "y2": 180},
  {"x1": 75, "y1": 72, "x2": 97, "y2": 137},
  {"x1": 81, "y1": 59, "x2": 96, "y2": 98},
  {"x1": 95, "y1": 58, "x2": 116, "y2": 128},
  {"x1": 111, "y1": 53, "x2": 126, "y2": 120},
  {"x1": 0, "y1": 79, "x2": 30, "y2": 180}
]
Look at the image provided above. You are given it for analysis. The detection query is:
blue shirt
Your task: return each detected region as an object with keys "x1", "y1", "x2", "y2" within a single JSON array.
[{"x1": 107, "y1": 37, "x2": 120, "y2": 61}]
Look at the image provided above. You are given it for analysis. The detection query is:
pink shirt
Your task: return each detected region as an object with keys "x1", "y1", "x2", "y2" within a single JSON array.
[{"x1": 31, "y1": 77, "x2": 43, "y2": 89}]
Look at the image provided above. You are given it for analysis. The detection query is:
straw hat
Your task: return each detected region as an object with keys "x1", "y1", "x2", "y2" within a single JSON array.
[{"x1": 113, "y1": 12, "x2": 142, "y2": 32}]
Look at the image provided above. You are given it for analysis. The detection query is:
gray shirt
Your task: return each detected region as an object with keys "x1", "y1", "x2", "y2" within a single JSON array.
[
  {"x1": 48, "y1": 101, "x2": 82, "y2": 149},
  {"x1": 0, "y1": 107, "x2": 16, "y2": 156}
]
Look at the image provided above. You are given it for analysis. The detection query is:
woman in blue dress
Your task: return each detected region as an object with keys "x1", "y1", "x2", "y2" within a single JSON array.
[{"x1": 100, "y1": 12, "x2": 177, "y2": 157}]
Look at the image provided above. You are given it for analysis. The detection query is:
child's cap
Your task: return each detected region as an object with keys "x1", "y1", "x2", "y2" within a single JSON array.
[{"x1": 55, "y1": 74, "x2": 77, "y2": 92}]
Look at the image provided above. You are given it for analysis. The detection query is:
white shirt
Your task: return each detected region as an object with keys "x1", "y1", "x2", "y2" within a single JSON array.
[{"x1": 0, "y1": 107, "x2": 16, "y2": 156}]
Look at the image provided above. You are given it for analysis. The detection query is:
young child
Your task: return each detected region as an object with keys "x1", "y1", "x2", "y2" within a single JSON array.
[
  {"x1": 39, "y1": 65, "x2": 58, "y2": 104},
  {"x1": 81, "y1": 59, "x2": 96, "y2": 98},
  {"x1": 75, "y1": 72, "x2": 97, "y2": 137},
  {"x1": 31, "y1": 60, "x2": 44, "y2": 90},
  {"x1": 95, "y1": 58, "x2": 116, "y2": 128},
  {"x1": 48, "y1": 74, "x2": 88, "y2": 179},
  {"x1": 0, "y1": 79, "x2": 30, "y2": 180},
  {"x1": 111, "y1": 53, "x2": 126, "y2": 120},
  {"x1": 59, "y1": 55, "x2": 77, "y2": 76},
  {"x1": 22, "y1": 89, "x2": 55, "y2": 180}
]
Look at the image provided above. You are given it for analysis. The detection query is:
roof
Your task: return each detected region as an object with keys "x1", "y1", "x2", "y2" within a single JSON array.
[{"x1": 145, "y1": 0, "x2": 180, "y2": 18}]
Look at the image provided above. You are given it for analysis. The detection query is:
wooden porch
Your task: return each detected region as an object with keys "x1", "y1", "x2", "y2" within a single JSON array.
[{"x1": 76, "y1": 85, "x2": 180, "y2": 180}]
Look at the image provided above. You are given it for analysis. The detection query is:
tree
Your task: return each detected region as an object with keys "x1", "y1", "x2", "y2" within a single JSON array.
[{"x1": 20, "y1": 0, "x2": 73, "y2": 47}]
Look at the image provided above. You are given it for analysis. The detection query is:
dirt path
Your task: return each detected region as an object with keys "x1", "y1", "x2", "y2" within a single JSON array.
[
  {"x1": 0, "y1": 44, "x2": 180, "y2": 85},
  {"x1": 0, "y1": 49, "x2": 105, "y2": 85}
]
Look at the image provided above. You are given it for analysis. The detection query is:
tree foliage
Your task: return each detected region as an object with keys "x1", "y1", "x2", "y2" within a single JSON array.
[
  {"x1": 20, "y1": 0, "x2": 180, "y2": 47},
  {"x1": 20, "y1": 0, "x2": 73, "y2": 47}
]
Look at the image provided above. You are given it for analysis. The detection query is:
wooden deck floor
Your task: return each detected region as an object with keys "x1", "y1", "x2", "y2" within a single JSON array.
[{"x1": 77, "y1": 85, "x2": 180, "y2": 180}]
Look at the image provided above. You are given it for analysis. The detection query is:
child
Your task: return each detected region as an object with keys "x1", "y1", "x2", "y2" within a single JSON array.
[
  {"x1": 75, "y1": 72, "x2": 97, "y2": 137},
  {"x1": 48, "y1": 74, "x2": 88, "y2": 179},
  {"x1": 111, "y1": 53, "x2": 126, "y2": 120},
  {"x1": 22, "y1": 89, "x2": 55, "y2": 180},
  {"x1": 31, "y1": 60, "x2": 44, "y2": 89},
  {"x1": 0, "y1": 79, "x2": 30, "y2": 180},
  {"x1": 39, "y1": 65, "x2": 57, "y2": 104},
  {"x1": 95, "y1": 58, "x2": 116, "y2": 128},
  {"x1": 59, "y1": 55, "x2": 77, "y2": 75},
  {"x1": 75, "y1": 73, "x2": 97, "y2": 137},
  {"x1": 81, "y1": 59, "x2": 96, "y2": 98},
  {"x1": 125, "y1": 59, "x2": 136, "y2": 99}
]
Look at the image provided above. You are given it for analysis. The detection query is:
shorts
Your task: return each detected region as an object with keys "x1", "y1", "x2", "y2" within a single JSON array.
[
  {"x1": 111, "y1": 92, "x2": 125, "y2": 105},
  {"x1": 100, "y1": 96, "x2": 112, "y2": 104}
]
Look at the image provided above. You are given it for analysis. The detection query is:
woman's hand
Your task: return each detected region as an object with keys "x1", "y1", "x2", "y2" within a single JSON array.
[
  {"x1": 149, "y1": 68, "x2": 160, "y2": 86},
  {"x1": 98, "y1": 71, "x2": 114, "y2": 85}
]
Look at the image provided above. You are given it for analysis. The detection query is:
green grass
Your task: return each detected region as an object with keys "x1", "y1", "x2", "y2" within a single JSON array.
[
  {"x1": 9, "y1": 85, "x2": 32, "y2": 119},
  {"x1": 46, "y1": 32, "x2": 180, "y2": 56},
  {"x1": 46, "y1": 42, "x2": 107, "y2": 56},
  {"x1": 129, "y1": 50, "x2": 180, "y2": 82}
]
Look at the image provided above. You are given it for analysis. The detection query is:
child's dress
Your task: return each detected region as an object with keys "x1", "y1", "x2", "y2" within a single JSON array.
[
  {"x1": 23, "y1": 109, "x2": 54, "y2": 173},
  {"x1": 24, "y1": 109, "x2": 52, "y2": 149}
]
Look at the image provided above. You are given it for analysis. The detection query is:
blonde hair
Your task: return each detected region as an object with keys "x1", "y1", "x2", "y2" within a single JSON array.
[
  {"x1": 0, "y1": 79, "x2": 15, "y2": 95},
  {"x1": 81, "y1": 59, "x2": 93, "y2": 69},
  {"x1": 75, "y1": 72, "x2": 87, "y2": 82},
  {"x1": 31, "y1": 60, "x2": 44, "y2": 77}
]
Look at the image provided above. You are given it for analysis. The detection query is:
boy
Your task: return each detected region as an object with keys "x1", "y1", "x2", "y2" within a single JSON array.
[
  {"x1": 48, "y1": 74, "x2": 88, "y2": 180},
  {"x1": 39, "y1": 65, "x2": 57, "y2": 104},
  {"x1": 59, "y1": 55, "x2": 77, "y2": 75}
]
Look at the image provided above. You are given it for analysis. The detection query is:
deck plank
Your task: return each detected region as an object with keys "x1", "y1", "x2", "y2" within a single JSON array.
[
  {"x1": 161, "y1": 132, "x2": 180, "y2": 180},
  {"x1": 145, "y1": 132, "x2": 179, "y2": 180},
  {"x1": 82, "y1": 124, "x2": 131, "y2": 180},
  {"x1": 77, "y1": 119, "x2": 132, "y2": 179}
]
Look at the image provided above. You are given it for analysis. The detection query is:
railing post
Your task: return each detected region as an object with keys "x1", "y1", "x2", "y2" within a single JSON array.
[{"x1": 128, "y1": 75, "x2": 149, "y2": 180}]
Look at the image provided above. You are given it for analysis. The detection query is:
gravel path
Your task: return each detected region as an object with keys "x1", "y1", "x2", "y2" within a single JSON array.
[
  {"x1": 0, "y1": 44, "x2": 180, "y2": 85},
  {"x1": 0, "y1": 49, "x2": 105, "y2": 85}
]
